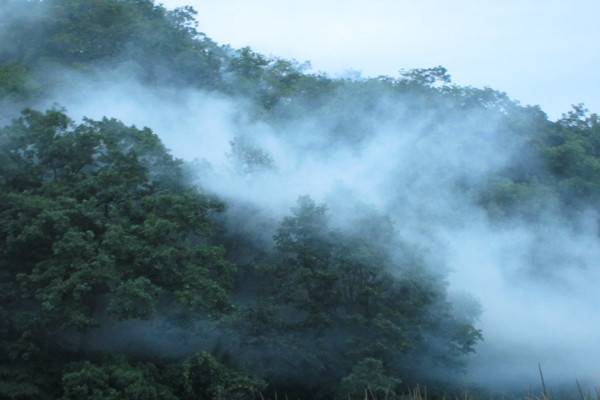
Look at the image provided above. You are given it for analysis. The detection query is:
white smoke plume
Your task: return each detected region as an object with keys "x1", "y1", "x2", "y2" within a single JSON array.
[{"x1": 11, "y1": 60, "x2": 600, "y2": 394}]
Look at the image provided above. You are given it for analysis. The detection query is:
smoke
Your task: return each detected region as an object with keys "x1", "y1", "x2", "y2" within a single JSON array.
[
  {"x1": 0, "y1": 0, "x2": 49, "y2": 36},
  {"x1": 4, "y1": 41, "x2": 600, "y2": 396},
  {"x1": 445, "y1": 214, "x2": 600, "y2": 391}
]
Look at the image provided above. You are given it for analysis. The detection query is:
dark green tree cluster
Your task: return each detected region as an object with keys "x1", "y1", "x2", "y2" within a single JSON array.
[
  {"x1": 0, "y1": 108, "x2": 482, "y2": 398},
  {"x1": 0, "y1": 0, "x2": 225, "y2": 101},
  {"x1": 227, "y1": 197, "x2": 481, "y2": 398},
  {"x1": 477, "y1": 104, "x2": 600, "y2": 222},
  {"x1": 0, "y1": 0, "x2": 338, "y2": 113},
  {"x1": 0, "y1": 108, "x2": 240, "y2": 398}
]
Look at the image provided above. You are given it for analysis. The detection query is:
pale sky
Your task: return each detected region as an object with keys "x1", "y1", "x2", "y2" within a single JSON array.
[{"x1": 159, "y1": 0, "x2": 600, "y2": 120}]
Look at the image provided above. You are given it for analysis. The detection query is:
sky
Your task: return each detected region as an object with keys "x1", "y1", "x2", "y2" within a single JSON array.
[{"x1": 158, "y1": 0, "x2": 600, "y2": 121}]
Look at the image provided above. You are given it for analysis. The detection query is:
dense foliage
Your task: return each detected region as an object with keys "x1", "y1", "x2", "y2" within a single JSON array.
[
  {"x1": 0, "y1": 0, "x2": 598, "y2": 399},
  {"x1": 226, "y1": 196, "x2": 481, "y2": 398},
  {"x1": 0, "y1": 108, "x2": 238, "y2": 398}
]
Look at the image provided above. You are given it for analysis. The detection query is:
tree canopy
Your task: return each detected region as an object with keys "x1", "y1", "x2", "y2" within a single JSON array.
[{"x1": 0, "y1": 108, "x2": 234, "y2": 398}]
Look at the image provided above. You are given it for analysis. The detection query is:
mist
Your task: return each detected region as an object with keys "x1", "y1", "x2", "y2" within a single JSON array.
[
  {"x1": 2, "y1": 1, "x2": 599, "y2": 396},
  {"x1": 27, "y1": 66, "x2": 598, "y2": 392}
]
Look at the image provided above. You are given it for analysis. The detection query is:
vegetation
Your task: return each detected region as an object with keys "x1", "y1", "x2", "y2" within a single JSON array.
[{"x1": 0, "y1": 0, "x2": 598, "y2": 398}]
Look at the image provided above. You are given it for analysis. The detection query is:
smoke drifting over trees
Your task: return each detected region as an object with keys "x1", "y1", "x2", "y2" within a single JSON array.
[{"x1": 1, "y1": 0, "x2": 599, "y2": 398}]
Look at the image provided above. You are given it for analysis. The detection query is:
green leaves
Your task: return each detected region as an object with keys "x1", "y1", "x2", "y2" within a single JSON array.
[
  {"x1": 227, "y1": 135, "x2": 275, "y2": 176},
  {"x1": 107, "y1": 277, "x2": 161, "y2": 320},
  {"x1": 340, "y1": 358, "x2": 402, "y2": 399},
  {"x1": 0, "y1": 108, "x2": 234, "y2": 336},
  {"x1": 0, "y1": 107, "x2": 242, "y2": 397},
  {"x1": 479, "y1": 103, "x2": 600, "y2": 219},
  {"x1": 58, "y1": 353, "x2": 264, "y2": 400},
  {"x1": 0, "y1": 0, "x2": 226, "y2": 100},
  {"x1": 241, "y1": 196, "x2": 483, "y2": 393},
  {"x1": 61, "y1": 358, "x2": 177, "y2": 400},
  {"x1": 0, "y1": 61, "x2": 30, "y2": 98},
  {"x1": 182, "y1": 352, "x2": 265, "y2": 400}
]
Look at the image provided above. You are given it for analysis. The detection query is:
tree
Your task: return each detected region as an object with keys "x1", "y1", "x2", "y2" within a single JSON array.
[
  {"x1": 61, "y1": 357, "x2": 177, "y2": 400},
  {"x1": 339, "y1": 357, "x2": 401, "y2": 399},
  {"x1": 270, "y1": 196, "x2": 339, "y2": 328},
  {"x1": 181, "y1": 351, "x2": 265, "y2": 400},
  {"x1": 0, "y1": 0, "x2": 226, "y2": 100},
  {"x1": 0, "y1": 108, "x2": 234, "y2": 395},
  {"x1": 237, "y1": 196, "x2": 482, "y2": 397},
  {"x1": 399, "y1": 66, "x2": 452, "y2": 87},
  {"x1": 227, "y1": 135, "x2": 275, "y2": 176}
]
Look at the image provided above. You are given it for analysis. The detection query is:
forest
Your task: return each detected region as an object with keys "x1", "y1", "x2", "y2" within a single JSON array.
[{"x1": 1, "y1": 0, "x2": 599, "y2": 399}]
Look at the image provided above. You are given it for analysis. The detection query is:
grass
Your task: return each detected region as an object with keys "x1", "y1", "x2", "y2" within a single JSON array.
[
  {"x1": 256, "y1": 381, "x2": 600, "y2": 400},
  {"x1": 254, "y1": 364, "x2": 599, "y2": 400}
]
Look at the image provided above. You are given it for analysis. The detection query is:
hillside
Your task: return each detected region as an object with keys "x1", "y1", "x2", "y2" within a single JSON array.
[{"x1": 1, "y1": 1, "x2": 599, "y2": 399}]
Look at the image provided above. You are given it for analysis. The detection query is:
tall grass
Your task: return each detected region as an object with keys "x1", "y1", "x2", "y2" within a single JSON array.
[
  {"x1": 254, "y1": 365, "x2": 599, "y2": 400},
  {"x1": 257, "y1": 380, "x2": 600, "y2": 400}
]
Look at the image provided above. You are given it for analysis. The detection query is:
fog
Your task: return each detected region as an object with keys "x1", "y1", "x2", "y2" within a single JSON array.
[
  {"x1": 2, "y1": 1, "x2": 600, "y2": 393},
  {"x1": 27, "y1": 65, "x2": 600, "y2": 393}
]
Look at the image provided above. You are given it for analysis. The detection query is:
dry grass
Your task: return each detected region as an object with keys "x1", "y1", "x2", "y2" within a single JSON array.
[
  {"x1": 256, "y1": 384, "x2": 600, "y2": 400},
  {"x1": 256, "y1": 367, "x2": 600, "y2": 400}
]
